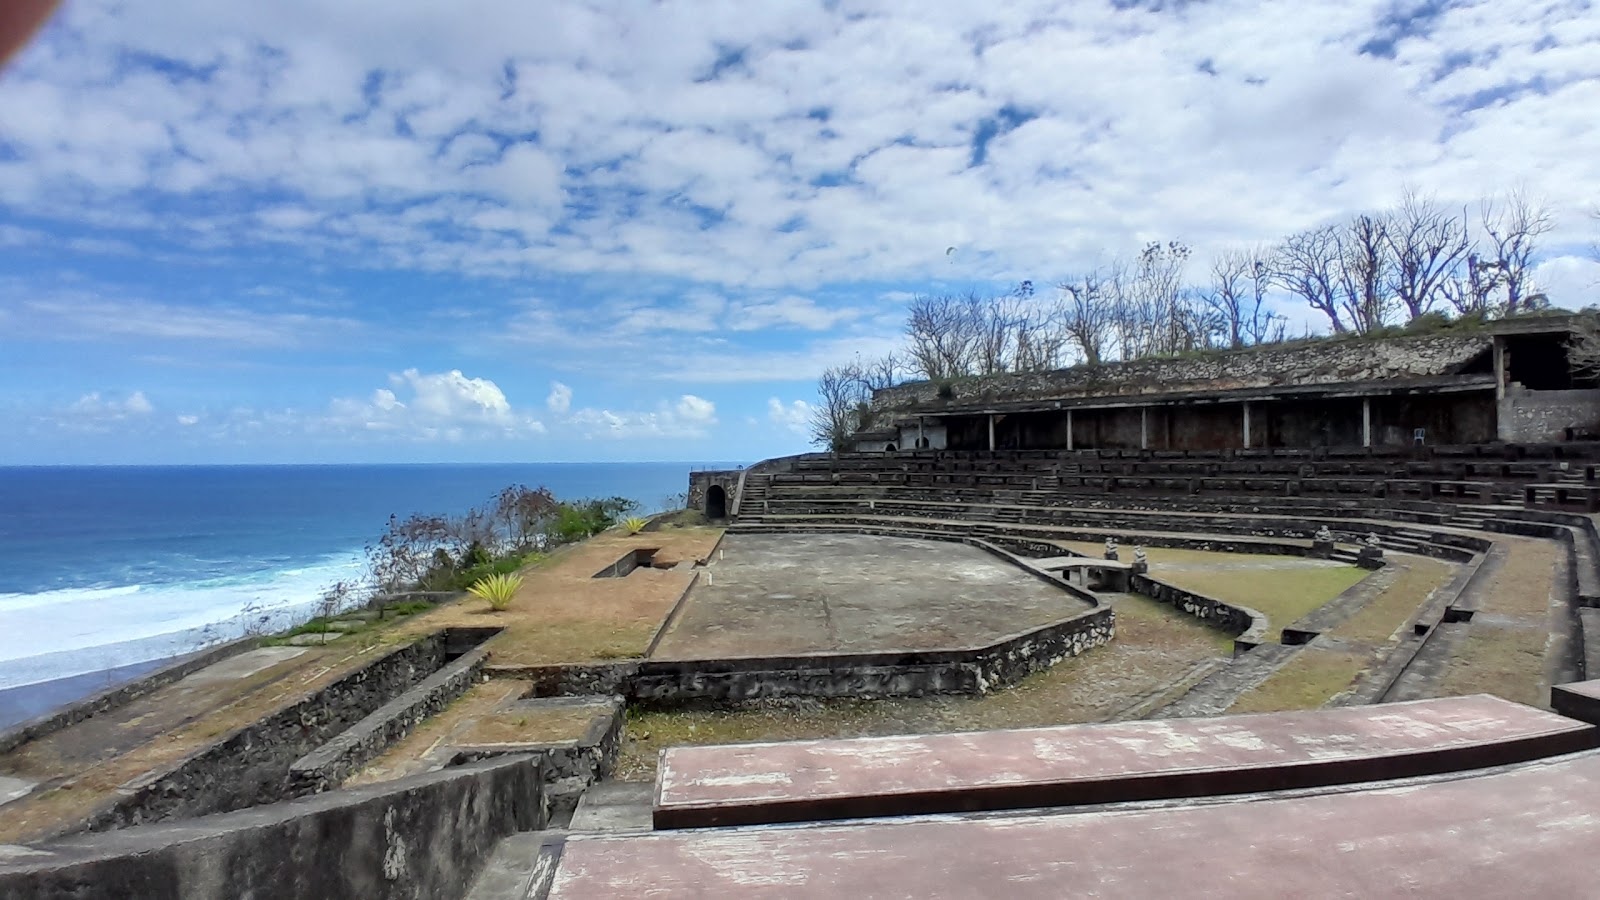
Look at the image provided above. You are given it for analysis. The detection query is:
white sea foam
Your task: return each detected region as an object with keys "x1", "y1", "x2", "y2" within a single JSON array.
[{"x1": 0, "y1": 552, "x2": 366, "y2": 691}]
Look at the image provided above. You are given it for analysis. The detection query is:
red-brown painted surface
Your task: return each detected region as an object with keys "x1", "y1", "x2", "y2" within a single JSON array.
[
  {"x1": 557, "y1": 749, "x2": 1600, "y2": 898},
  {"x1": 654, "y1": 695, "x2": 1594, "y2": 828}
]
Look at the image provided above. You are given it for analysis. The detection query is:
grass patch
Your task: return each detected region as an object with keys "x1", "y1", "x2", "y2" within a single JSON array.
[
  {"x1": 1436, "y1": 539, "x2": 1558, "y2": 706},
  {"x1": 1153, "y1": 565, "x2": 1367, "y2": 632},
  {"x1": 1329, "y1": 557, "x2": 1453, "y2": 645},
  {"x1": 1227, "y1": 649, "x2": 1367, "y2": 714}
]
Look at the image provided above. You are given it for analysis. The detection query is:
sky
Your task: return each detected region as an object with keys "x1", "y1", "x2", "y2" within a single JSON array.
[{"x1": 1, "y1": 0, "x2": 1598, "y2": 465}]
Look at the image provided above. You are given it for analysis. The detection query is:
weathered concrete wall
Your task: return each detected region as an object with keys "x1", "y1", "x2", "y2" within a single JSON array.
[
  {"x1": 1499, "y1": 387, "x2": 1600, "y2": 442},
  {"x1": 77, "y1": 629, "x2": 497, "y2": 837},
  {"x1": 454, "y1": 696, "x2": 625, "y2": 794},
  {"x1": 1132, "y1": 574, "x2": 1269, "y2": 655},
  {"x1": 504, "y1": 607, "x2": 1111, "y2": 706},
  {"x1": 0, "y1": 755, "x2": 543, "y2": 900},
  {"x1": 873, "y1": 335, "x2": 1489, "y2": 413},
  {"x1": 687, "y1": 470, "x2": 740, "y2": 517},
  {"x1": 287, "y1": 645, "x2": 492, "y2": 795}
]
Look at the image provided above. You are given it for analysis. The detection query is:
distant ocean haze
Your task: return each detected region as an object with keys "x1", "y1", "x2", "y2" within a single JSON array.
[{"x1": 0, "y1": 462, "x2": 733, "y2": 692}]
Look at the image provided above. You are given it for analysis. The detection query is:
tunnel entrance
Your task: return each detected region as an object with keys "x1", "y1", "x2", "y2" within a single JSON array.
[{"x1": 706, "y1": 484, "x2": 728, "y2": 519}]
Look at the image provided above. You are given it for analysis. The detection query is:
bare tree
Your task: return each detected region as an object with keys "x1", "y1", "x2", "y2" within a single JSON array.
[
  {"x1": 1385, "y1": 189, "x2": 1470, "y2": 320},
  {"x1": 809, "y1": 363, "x2": 869, "y2": 451},
  {"x1": 1334, "y1": 214, "x2": 1395, "y2": 334},
  {"x1": 1204, "y1": 248, "x2": 1280, "y2": 349},
  {"x1": 905, "y1": 294, "x2": 977, "y2": 380},
  {"x1": 1479, "y1": 189, "x2": 1554, "y2": 315},
  {"x1": 1056, "y1": 268, "x2": 1114, "y2": 365},
  {"x1": 858, "y1": 352, "x2": 904, "y2": 392},
  {"x1": 1271, "y1": 225, "x2": 1347, "y2": 333}
]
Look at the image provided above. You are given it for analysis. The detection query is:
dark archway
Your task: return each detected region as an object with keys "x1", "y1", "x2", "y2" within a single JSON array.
[
  {"x1": 884, "y1": 443, "x2": 897, "y2": 452},
  {"x1": 706, "y1": 484, "x2": 727, "y2": 519}
]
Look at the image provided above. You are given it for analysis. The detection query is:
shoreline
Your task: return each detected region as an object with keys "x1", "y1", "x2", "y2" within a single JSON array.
[{"x1": 0, "y1": 657, "x2": 178, "y2": 732}]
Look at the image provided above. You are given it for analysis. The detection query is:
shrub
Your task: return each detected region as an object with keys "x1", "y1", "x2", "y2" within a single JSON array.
[
  {"x1": 467, "y1": 572, "x2": 524, "y2": 611},
  {"x1": 623, "y1": 516, "x2": 648, "y2": 534}
]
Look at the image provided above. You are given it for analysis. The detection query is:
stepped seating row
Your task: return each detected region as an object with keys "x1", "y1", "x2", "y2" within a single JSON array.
[
  {"x1": 770, "y1": 454, "x2": 1600, "y2": 510},
  {"x1": 551, "y1": 687, "x2": 1600, "y2": 897}
]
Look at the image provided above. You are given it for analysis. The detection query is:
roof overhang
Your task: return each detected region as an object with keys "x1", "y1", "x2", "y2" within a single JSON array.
[{"x1": 885, "y1": 374, "x2": 1497, "y2": 421}]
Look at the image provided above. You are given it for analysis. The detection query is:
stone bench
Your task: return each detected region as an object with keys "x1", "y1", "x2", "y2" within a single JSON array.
[
  {"x1": 556, "y1": 748, "x2": 1600, "y2": 898},
  {"x1": 649, "y1": 694, "x2": 1593, "y2": 829}
]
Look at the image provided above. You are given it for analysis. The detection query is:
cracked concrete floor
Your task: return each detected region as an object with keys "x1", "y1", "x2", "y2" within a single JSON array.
[{"x1": 649, "y1": 533, "x2": 1093, "y2": 659}]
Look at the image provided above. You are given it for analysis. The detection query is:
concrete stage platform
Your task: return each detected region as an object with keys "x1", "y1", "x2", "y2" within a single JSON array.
[
  {"x1": 652, "y1": 694, "x2": 1596, "y2": 828},
  {"x1": 554, "y1": 748, "x2": 1600, "y2": 898},
  {"x1": 648, "y1": 533, "x2": 1092, "y2": 660}
]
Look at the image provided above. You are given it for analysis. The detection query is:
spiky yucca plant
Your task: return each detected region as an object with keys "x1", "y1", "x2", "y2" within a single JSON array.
[
  {"x1": 623, "y1": 516, "x2": 648, "y2": 534},
  {"x1": 468, "y1": 572, "x2": 523, "y2": 611}
]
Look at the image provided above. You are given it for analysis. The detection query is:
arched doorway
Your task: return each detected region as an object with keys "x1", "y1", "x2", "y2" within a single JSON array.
[{"x1": 706, "y1": 484, "x2": 727, "y2": 519}]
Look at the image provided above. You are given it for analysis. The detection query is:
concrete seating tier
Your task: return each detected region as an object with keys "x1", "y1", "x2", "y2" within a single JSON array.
[
  {"x1": 783, "y1": 447, "x2": 1600, "y2": 510},
  {"x1": 651, "y1": 694, "x2": 1595, "y2": 829},
  {"x1": 552, "y1": 747, "x2": 1600, "y2": 898}
]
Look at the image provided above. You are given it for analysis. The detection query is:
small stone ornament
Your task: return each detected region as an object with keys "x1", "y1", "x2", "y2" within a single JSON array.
[
  {"x1": 1314, "y1": 525, "x2": 1333, "y2": 543},
  {"x1": 1133, "y1": 546, "x2": 1147, "y2": 565},
  {"x1": 1365, "y1": 532, "x2": 1382, "y2": 548},
  {"x1": 1104, "y1": 537, "x2": 1119, "y2": 561}
]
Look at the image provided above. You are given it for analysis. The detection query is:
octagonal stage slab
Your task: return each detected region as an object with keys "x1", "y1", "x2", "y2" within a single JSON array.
[{"x1": 648, "y1": 533, "x2": 1094, "y2": 660}]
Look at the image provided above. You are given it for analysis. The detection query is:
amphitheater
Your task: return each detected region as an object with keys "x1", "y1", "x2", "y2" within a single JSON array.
[{"x1": 7, "y1": 324, "x2": 1600, "y2": 898}]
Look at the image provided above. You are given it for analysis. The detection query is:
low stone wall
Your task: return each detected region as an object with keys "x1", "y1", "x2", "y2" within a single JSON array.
[
  {"x1": 0, "y1": 638, "x2": 257, "y2": 756},
  {"x1": 287, "y1": 645, "x2": 493, "y2": 795},
  {"x1": 1132, "y1": 574, "x2": 1269, "y2": 656},
  {"x1": 0, "y1": 754, "x2": 543, "y2": 900},
  {"x1": 505, "y1": 605, "x2": 1112, "y2": 707},
  {"x1": 67, "y1": 628, "x2": 498, "y2": 838},
  {"x1": 454, "y1": 696, "x2": 625, "y2": 797}
]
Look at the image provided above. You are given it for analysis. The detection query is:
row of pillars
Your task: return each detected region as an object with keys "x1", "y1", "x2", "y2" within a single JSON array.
[{"x1": 983, "y1": 398, "x2": 1375, "y2": 451}]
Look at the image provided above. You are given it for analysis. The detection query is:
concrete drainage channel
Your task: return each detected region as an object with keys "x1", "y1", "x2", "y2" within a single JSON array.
[{"x1": 83, "y1": 626, "x2": 503, "y2": 834}]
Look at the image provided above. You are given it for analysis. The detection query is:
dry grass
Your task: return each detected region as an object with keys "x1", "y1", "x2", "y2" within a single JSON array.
[
  {"x1": 1227, "y1": 649, "x2": 1368, "y2": 714},
  {"x1": 1435, "y1": 539, "x2": 1559, "y2": 706},
  {"x1": 397, "y1": 527, "x2": 724, "y2": 667},
  {"x1": 1329, "y1": 556, "x2": 1454, "y2": 645},
  {"x1": 456, "y1": 706, "x2": 600, "y2": 745}
]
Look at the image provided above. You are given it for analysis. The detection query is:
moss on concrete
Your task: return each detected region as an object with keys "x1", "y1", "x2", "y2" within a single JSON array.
[{"x1": 1227, "y1": 649, "x2": 1367, "y2": 714}]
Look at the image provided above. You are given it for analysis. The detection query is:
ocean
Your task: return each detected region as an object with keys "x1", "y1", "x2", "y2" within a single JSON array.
[{"x1": 0, "y1": 463, "x2": 732, "y2": 701}]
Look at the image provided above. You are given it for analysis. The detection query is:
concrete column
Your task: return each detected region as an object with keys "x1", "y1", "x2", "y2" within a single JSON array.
[
  {"x1": 1362, "y1": 397, "x2": 1372, "y2": 448},
  {"x1": 988, "y1": 414, "x2": 996, "y2": 451},
  {"x1": 1066, "y1": 409, "x2": 1075, "y2": 451},
  {"x1": 918, "y1": 417, "x2": 925, "y2": 448},
  {"x1": 1140, "y1": 408, "x2": 1149, "y2": 450},
  {"x1": 1242, "y1": 402, "x2": 1252, "y2": 449},
  {"x1": 1492, "y1": 336, "x2": 1507, "y2": 402}
]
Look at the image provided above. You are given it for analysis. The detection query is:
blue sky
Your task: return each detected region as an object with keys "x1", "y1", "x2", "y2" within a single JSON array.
[{"x1": 1, "y1": 0, "x2": 1598, "y2": 464}]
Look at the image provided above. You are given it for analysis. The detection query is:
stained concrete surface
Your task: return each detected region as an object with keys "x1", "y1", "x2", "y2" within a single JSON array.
[
  {"x1": 554, "y1": 749, "x2": 1600, "y2": 898},
  {"x1": 650, "y1": 534, "x2": 1092, "y2": 659}
]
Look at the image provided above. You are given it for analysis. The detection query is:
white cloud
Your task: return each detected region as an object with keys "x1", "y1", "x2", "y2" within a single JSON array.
[
  {"x1": 569, "y1": 394, "x2": 718, "y2": 440},
  {"x1": 674, "y1": 394, "x2": 716, "y2": 425},
  {"x1": 176, "y1": 414, "x2": 199, "y2": 426},
  {"x1": 3, "y1": 0, "x2": 1595, "y2": 297},
  {"x1": 767, "y1": 397, "x2": 813, "y2": 435},
  {"x1": 546, "y1": 380, "x2": 573, "y2": 414},
  {"x1": 68, "y1": 391, "x2": 154, "y2": 419},
  {"x1": 324, "y1": 368, "x2": 542, "y2": 440}
]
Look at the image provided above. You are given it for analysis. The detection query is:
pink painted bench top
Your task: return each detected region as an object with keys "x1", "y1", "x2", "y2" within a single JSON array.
[
  {"x1": 652, "y1": 694, "x2": 1595, "y2": 828},
  {"x1": 557, "y1": 748, "x2": 1600, "y2": 899}
]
